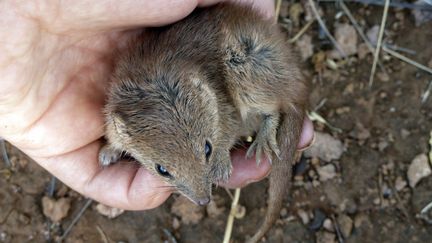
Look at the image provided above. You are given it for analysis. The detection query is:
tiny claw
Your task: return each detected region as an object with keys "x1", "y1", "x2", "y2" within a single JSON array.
[
  {"x1": 246, "y1": 143, "x2": 256, "y2": 159},
  {"x1": 255, "y1": 146, "x2": 262, "y2": 165},
  {"x1": 271, "y1": 146, "x2": 281, "y2": 160},
  {"x1": 99, "y1": 145, "x2": 122, "y2": 167}
]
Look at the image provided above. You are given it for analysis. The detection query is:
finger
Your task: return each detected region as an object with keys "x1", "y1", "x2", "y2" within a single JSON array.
[
  {"x1": 221, "y1": 117, "x2": 314, "y2": 188},
  {"x1": 199, "y1": 0, "x2": 275, "y2": 18},
  {"x1": 219, "y1": 149, "x2": 271, "y2": 188},
  {"x1": 34, "y1": 141, "x2": 170, "y2": 210},
  {"x1": 298, "y1": 117, "x2": 315, "y2": 150},
  {"x1": 44, "y1": 0, "x2": 274, "y2": 32}
]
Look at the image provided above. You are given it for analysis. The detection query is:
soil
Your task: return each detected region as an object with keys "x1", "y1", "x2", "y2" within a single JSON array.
[{"x1": 1, "y1": 1, "x2": 432, "y2": 243}]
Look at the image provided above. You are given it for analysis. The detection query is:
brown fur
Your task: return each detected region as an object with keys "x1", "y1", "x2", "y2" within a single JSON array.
[{"x1": 100, "y1": 3, "x2": 309, "y2": 242}]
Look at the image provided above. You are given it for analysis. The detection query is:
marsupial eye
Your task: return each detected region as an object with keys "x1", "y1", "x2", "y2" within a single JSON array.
[
  {"x1": 156, "y1": 164, "x2": 171, "y2": 177},
  {"x1": 205, "y1": 140, "x2": 212, "y2": 160}
]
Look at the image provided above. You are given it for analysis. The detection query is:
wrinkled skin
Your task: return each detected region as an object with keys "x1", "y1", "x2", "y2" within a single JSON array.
[{"x1": 0, "y1": 0, "x2": 314, "y2": 210}]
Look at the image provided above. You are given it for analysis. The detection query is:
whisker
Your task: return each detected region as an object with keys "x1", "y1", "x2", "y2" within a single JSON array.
[
  {"x1": 155, "y1": 185, "x2": 177, "y2": 189},
  {"x1": 132, "y1": 186, "x2": 177, "y2": 195}
]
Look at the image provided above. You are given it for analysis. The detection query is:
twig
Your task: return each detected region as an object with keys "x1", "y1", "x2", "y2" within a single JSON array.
[
  {"x1": 222, "y1": 188, "x2": 241, "y2": 243},
  {"x1": 308, "y1": 111, "x2": 343, "y2": 133},
  {"x1": 58, "y1": 198, "x2": 93, "y2": 242},
  {"x1": 313, "y1": 98, "x2": 327, "y2": 112},
  {"x1": 162, "y1": 228, "x2": 178, "y2": 243},
  {"x1": 0, "y1": 208, "x2": 15, "y2": 225},
  {"x1": 0, "y1": 139, "x2": 11, "y2": 167},
  {"x1": 429, "y1": 131, "x2": 432, "y2": 164},
  {"x1": 96, "y1": 225, "x2": 110, "y2": 243},
  {"x1": 275, "y1": 0, "x2": 282, "y2": 23},
  {"x1": 421, "y1": 80, "x2": 432, "y2": 103},
  {"x1": 388, "y1": 179, "x2": 411, "y2": 221},
  {"x1": 369, "y1": 0, "x2": 390, "y2": 87},
  {"x1": 331, "y1": 215, "x2": 345, "y2": 243},
  {"x1": 418, "y1": 200, "x2": 432, "y2": 224},
  {"x1": 382, "y1": 46, "x2": 432, "y2": 75},
  {"x1": 308, "y1": 0, "x2": 347, "y2": 58},
  {"x1": 47, "y1": 176, "x2": 57, "y2": 197},
  {"x1": 377, "y1": 169, "x2": 384, "y2": 207},
  {"x1": 339, "y1": 0, "x2": 386, "y2": 72},
  {"x1": 322, "y1": 0, "x2": 432, "y2": 10},
  {"x1": 413, "y1": 132, "x2": 431, "y2": 223},
  {"x1": 224, "y1": 188, "x2": 234, "y2": 200},
  {"x1": 384, "y1": 44, "x2": 416, "y2": 55},
  {"x1": 289, "y1": 19, "x2": 315, "y2": 43}
]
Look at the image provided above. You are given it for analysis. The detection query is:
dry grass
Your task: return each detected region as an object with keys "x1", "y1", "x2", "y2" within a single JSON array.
[{"x1": 368, "y1": 0, "x2": 390, "y2": 87}]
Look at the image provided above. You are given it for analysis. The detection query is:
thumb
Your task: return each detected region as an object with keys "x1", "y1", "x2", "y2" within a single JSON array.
[
  {"x1": 46, "y1": 0, "x2": 274, "y2": 33},
  {"x1": 48, "y1": 0, "x2": 205, "y2": 32}
]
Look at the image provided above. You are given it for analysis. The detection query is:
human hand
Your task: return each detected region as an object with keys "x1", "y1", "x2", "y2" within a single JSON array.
[{"x1": 0, "y1": 0, "x2": 314, "y2": 210}]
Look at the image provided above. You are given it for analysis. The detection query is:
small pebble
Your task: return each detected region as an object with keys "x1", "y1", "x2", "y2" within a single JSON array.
[
  {"x1": 297, "y1": 209, "x2": 310, "y2": 225},
  {"x1": 377, "y1": 72, "x2": 390, "y2": 82},
  {"x1": 304, "y1": 132, "x2": 344, "y2": 162},
  {"x1": 337, "y1": 214, "x2": 353, "y2": 238},
  {"x1": 280, "y1": 208, "x2": 288, "y2": 217},
  {"x1": 367, "y1": 25, "x2": 379, "y2": 45},
  {"x1": 311, "y1": 157, "x2": 320, "y2": 166},
  {"x1": 308, "y1": 169, "x2": 317, "y2": 178},
  {"x1": 323, "y1": 218, "x2": 334, "y2": 232},
  {"x1": 293, "y1": 157, "x2": 309, "y2": 176},
  {"x1": 95, "y1": 203, "x2": 124, "y2": 219},
  {"x1": 317, "y1": 164, "x2": 337, "y2": 181},
  {"x1": 309, "y1": 208, "x2": 326, "y2": 231},
  {"x1": 395, "y1": 176, "x2": 407, "y2": 191},
  {"x1": 400, "y1": 129, "x2": 410, "y2": 139},
  {"x1": 407, "y1": 154, "x2": 431, "y2": 188},
  {"x1": 316, "y1": 231, "x2": 336, "y2": 243},
  {"x1": 378, "y1": 140, "x2": 389, "y2": 152},
  {"x1": 172, "y1": 217, "x2": 181, "y2": 230},
  {"x1": 41, "y1": 196, "x2": 71, "y2": 222},
  {"x1": 335, "y1": 106, "x2": 350, "y2": 114},
  {"x1": 373, "y1": 198, "x2": 380, "y2": 205}
]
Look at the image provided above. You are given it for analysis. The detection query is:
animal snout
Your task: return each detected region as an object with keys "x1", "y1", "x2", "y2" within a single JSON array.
[{"x1": 196, "y1": 197, "x2": 211, "y2": 206}]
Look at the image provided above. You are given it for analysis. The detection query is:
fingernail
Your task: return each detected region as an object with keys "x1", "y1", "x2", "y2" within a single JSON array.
[{"x1": 298, "y1": 131, "x2": 316, "y2": 152}]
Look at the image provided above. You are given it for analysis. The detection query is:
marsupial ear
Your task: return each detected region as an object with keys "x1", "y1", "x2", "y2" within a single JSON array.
[{"x1": 107, "y1": 112, "x2": 131, "y2": 140}]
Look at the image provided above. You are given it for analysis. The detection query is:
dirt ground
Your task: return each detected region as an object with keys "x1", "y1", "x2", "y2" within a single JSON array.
[{"x1": 1, "y1": 1, "x2": 432, "y2": 243}]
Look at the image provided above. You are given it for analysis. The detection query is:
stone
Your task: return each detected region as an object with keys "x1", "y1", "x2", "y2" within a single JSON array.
[
  {"x1": 172, "y1": 217, "x2": 181, "y2": 230},
  {"x1": 316, "y1": 231, "x2": 336, "y2": 243},
  {"x1": 297, "y1": 209, "x2": 310, "y2": 225},
  {"x1": 337, "y1": 214, "x2": 353, "y2": 238},
  {"x1": 412, "y1": 0, "x2": 432, "y2": 26},
  {"x1": 367, "y1": 25, "x2": 379, "y2": 45},
  {"x1": 317, "y1": 164, "x2": 337, "y2": 181},
  {"x1": 357, "y1": 43, "x2": 370, "y2": 59},
  {"x1": 296, "y1": 34, "x2": 313, "y2": 61},
  {"x1": 41, "y1": 196, "x2": 71, "y2": 222},
  {"x1": 309, "y1": 208, "x2": 326, "y2": 231},
  {"x1": 95, "y1": 203, "x2": 124, "y2": 219},
  {"x1": 323, "y1": 218, "x2": 334, "y2": 232},
  {"x1": 329, "y1": 23, "x2": 358, "y2": 59},
  {"x1": 407, "y1": 154, "x2": 431, "y2": 188},
  {"x1": 206, "y1": 200, "x2": 225, "y2": 218},
  {"x1": 395, "y1": 176, "x2": 407, "y2": 191},
  {"x1": 171, "y1": 196, "x2": 204, "y2": 225},
  {"x1": 304, "y1": 132, "x2": 344, "y2": 162}
]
